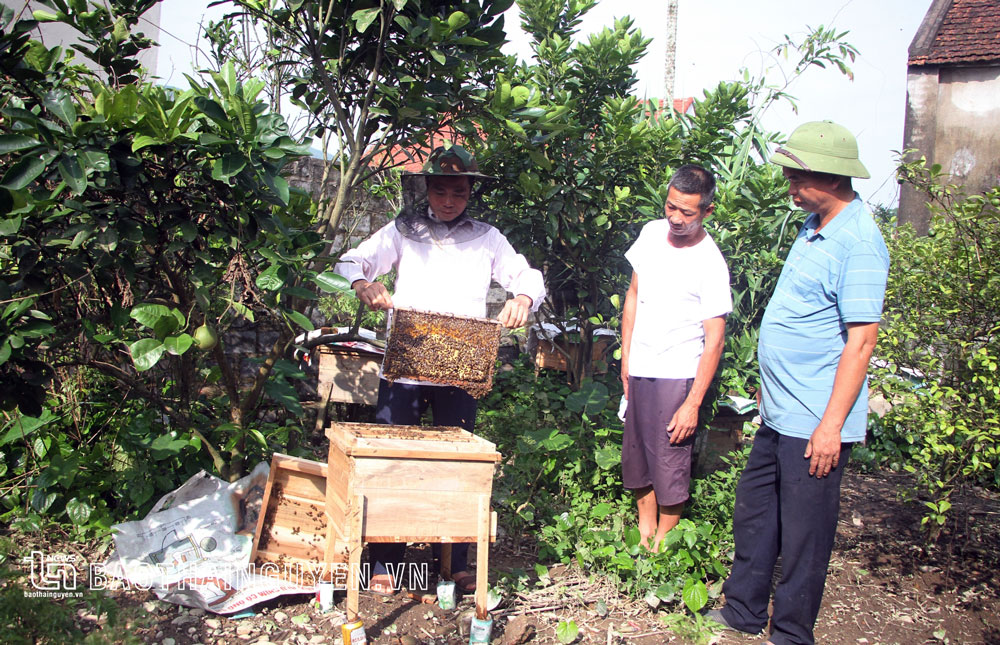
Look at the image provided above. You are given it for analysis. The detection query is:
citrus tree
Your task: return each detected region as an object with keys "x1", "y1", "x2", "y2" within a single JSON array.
[
  {"x1": 481, "y1": 4, "x2": 859, "y2": 396},
  {"x1": 0, "y1": 0, "x2": 353, "y2": 532},
  {"x1": 869, "y1": 160, "x2": 1000, "y2": 537},
  {"x1": 222, "y1": 0, "x2": 513, "y2": 247},
  {"x1": 476, "y1": 0, "x2": 663, "y2": 389}
]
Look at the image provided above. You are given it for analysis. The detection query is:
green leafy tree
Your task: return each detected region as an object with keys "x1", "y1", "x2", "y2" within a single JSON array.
[
  {"x1": 0, "y1": 0, "x2": 351, "y2": 536},
  {"x1": 482, "y1": 9, "x2": 859, "y2": 394},
  {"x1": 223, "y1": 0, "x2": 513, "y2": 249},
  {"x1": 478, "y1": 0, "x2": 660, "y2": 389},
  {"x1": 639, "y1": 27, "x2": 861, "y2": 399},
  {"x1": 869, "y1": 160, "x2": 1000, "y2": 537}
]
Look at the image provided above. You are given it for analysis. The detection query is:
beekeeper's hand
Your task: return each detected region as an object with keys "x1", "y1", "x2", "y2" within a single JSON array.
[
  {"x1": 498, "y1": 295, "x2": 532, "y2": 328},
  {"x1": 352, "y1": 280, "x2": 393, "y2": 311}
]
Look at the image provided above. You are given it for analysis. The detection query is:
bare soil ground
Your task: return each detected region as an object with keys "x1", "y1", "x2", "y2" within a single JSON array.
[
  {"x1": 715, "y1": 471, "x2": 1000, "y2": 645},
  {"x1": 11, "y1": 469, "x2": 1000, "y2": 645}
]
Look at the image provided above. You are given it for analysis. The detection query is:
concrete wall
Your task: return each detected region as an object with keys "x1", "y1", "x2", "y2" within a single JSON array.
[
  {"x1": 935, "y1": 67, "x2": 1000, "y2": 192},
  {"x1": 899, "y1": 67, "x2": 940, "y2": 234},
  {"x1": 283, "y1": 157, "x2": 392, "y2": 254},
  {"x1": 900, "y1": 65, "x2": 1000, "y2": 233}
]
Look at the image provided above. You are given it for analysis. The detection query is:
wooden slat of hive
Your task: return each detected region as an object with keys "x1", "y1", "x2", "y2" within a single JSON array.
[
  {"x1": 251, "y1": 453, "x2": 351, "y2": 579},
  {"x1": 326, "y1": 422, "x2": 501, "y2": 462}
]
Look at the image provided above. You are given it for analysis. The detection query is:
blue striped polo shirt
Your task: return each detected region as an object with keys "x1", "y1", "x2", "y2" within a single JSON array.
[{"x1": 758, "y1": 196, "x2": 889, "y2": 442}]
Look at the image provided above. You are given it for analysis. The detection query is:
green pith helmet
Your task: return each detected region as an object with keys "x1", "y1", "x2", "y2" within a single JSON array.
[
  {"x1": 770, "y1": 120, "x2": 870, "y2": 179},
  {"x1": 408, "y1": 144, "x2": 495, "y2": 180}
]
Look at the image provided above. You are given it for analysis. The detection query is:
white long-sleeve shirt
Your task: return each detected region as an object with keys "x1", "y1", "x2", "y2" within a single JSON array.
[{"x1": 334, "y1": 211, "x2": 546, "y2": 318}]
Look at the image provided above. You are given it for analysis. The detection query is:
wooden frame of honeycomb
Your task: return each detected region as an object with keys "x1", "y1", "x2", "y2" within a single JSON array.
[{"x1": 382, "y1": 308, "x2": 501, "y2": 398}]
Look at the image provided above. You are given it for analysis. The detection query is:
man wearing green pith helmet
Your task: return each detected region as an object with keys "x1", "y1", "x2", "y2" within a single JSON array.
[{"x1": 706, "y1": 122, "x2": 889, "y2": 645}]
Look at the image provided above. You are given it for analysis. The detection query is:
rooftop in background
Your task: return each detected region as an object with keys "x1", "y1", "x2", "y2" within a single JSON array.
[
  {"x1": 909, "y1": 0, "x2": 1000, "y2": 66},
  {"x1": 367, "y1": 125, "x2": 469, "y2": 173},
  {"x1": 650, "y1": 97, "x2": 696, "y2": 115}
]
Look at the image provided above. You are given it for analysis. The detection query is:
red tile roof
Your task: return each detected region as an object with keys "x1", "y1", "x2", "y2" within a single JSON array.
[
  {"x1": 665, "y1": 97, "x2": 696, "y2": 114},
  {"x1": 909, "y1": 0, "x2": 1000, "y2": 66},
  {"x1": 367, "y1": 124, "x2": 471, "y2": 173}
]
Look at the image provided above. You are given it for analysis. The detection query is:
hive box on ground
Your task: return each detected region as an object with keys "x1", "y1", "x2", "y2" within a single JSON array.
[
  {"x1": 533, "y1": 336, "x2": 613, "y2": 374},
  {"x1": 327, "y1": 422, "x2": 500, "y2": 619},
  {"x1": 324, "y1": 422, "x2": 501, "y2": 543},
  {"x1": 528, "y1": 324, "x2": 616, "y2": 375},
  {"x1": 250, "y1": 423, "x2": 501, "y2": 620}
]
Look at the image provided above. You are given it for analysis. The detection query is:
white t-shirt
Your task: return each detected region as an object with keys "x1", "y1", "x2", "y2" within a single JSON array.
[{"x1": 624, "y1": 219, "x2": 732, "y2": 379}]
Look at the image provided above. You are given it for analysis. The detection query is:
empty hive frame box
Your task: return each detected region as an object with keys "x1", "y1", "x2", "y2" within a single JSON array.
[
  {"x1": 250, "y1": 454, "x2": 348, "y2": 579},
  {"x1": 382, "y1": 309, "x2": 501, "y2": 398},
  {"x1": 316, "y1": 345, "x2": 381, "y2": 406}
]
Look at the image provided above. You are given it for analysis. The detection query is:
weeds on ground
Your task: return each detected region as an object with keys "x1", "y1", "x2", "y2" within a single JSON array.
[
  {"x1": 479, "y1": 359, "x2": 748, "y2": 613},
  {"x1": 0, "y1": 537, "x2": 146, "y2": 644}
]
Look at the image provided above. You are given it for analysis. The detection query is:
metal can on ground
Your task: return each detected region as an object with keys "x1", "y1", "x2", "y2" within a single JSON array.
[
  {"x1": 317, "y1": 579, "x2": 335, "y2": 612},
  {"x1": 469, "y1": 616, "x2": 493, "y2": 644},
  {"x1": 341, "y1": 619, "x2": 366, "y2": 645}
]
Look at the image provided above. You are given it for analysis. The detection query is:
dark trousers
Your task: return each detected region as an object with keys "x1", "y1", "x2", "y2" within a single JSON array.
[
  {"x1": 368, "y1": 379, "x2": 478, "y2": 581},
  {"x1": 720, "y1": 423, "x2": 852, "y2": 645}
]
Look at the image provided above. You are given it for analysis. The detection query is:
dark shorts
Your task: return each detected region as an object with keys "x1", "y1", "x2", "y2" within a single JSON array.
[{"x1": 622, "y1": 376, "x2": 695, "y2": 506}]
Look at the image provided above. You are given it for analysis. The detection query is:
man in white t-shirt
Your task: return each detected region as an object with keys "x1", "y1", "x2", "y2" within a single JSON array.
[{"x1": 620, "y1": 164, "x2": 732, "y2": 550}]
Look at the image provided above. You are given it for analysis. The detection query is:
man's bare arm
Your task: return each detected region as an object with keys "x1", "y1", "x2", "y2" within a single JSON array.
[
  {"x1": 620, "y1": 272, "x2": 638, "y2": 399},
  {"x1": 805, "y1": 321, "x2": 880, "y2": 477},
  {"x1": 668, "y1": 315, "x2": 726, "y2": 444}
]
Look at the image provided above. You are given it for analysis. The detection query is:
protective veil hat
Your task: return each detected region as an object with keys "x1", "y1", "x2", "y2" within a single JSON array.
[{"x1": 405, "y1": 144, "x2": 495, "y2": 180}]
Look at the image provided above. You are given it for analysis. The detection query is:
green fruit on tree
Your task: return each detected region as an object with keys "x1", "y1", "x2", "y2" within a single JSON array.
[
  {"x1": 511, "y1": 85, "x2": 530, "y2": 108},
  {"x1": 193, "y1": 324, "x2": 219, "y2": 350}
]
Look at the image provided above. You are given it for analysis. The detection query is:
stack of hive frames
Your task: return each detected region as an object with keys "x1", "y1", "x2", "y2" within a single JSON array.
[{"x1": 382, "y1": 309, "x2": 501, "y2": 398}]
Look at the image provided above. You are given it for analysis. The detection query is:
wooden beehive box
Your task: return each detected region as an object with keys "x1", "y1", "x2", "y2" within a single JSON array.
[
  {"x1": 382, "y1": 309, "x2": 501, "y2": 398},
  {"x1": 316, "y1": 345, "x2": 381, "y2": 406},
  {"x1": 534, "y1": 336, "x2": 613, "y2": 374},
  {"x1": 325, "y1": 422, "x2": 501, "y2": 543},
  {"x1": 250, "y1": 454, "x2": 348, "y2": 578}
]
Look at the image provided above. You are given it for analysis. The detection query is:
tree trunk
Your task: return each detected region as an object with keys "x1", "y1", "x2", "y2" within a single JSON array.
[{"x1": 569, "y1": 322, "x2": 595, "y2": 391}]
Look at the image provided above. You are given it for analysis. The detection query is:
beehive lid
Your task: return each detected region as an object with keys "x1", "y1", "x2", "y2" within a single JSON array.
[
  {"x1": 381, "y1": 309, "x2": 501, "y2": 398},
  {"x1": 326, "y1": 422, "x2": 501, "y2": 462}
]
